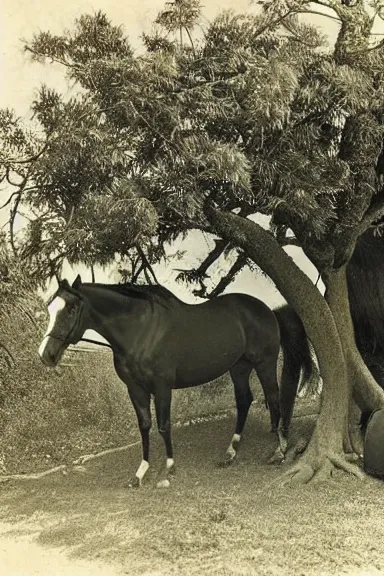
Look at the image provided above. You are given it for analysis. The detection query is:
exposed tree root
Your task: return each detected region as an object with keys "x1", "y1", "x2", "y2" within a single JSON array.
[
  {"x1": 0, "y1": 441, "x2": 141, "y2": 484},
  {"x1": 0, "y1": 465, "x2": 67, "y2": 483},
  {"x1": 343, "y1": 452, "x2": 361, "y2": 463},
  {"x1": 329, "y1": 454, "x2": 365, "y2": 478},
  {"x1": 0, "y1": 415, "x2": 231, "y2": 484},
  {"x1": 276, "y1": 451, "x2": 366, "y2": 487},
  {"x1": 282, "y1": 462, "x2": 314, "y2": 485},
  {"x1": 72, "y1": 441, "x2": 140, "y2": 465}
]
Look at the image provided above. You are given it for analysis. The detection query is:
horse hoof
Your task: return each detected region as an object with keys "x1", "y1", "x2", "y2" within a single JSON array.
[
  {"x1": 218, "y1": 456, "x2": 235, "y2": 468},
  {"x1": 157, "y1": 479, "x2": 170, "y2": 489},
  {"x1": 128, "y1": 477, "x2": 142, "y2": 488},
  {"x1": 267, "y1": 453, "x2": 285, "y2": 465},
  {"x1": 167, "y1": 464, "x2": 176, "y2": 476}
]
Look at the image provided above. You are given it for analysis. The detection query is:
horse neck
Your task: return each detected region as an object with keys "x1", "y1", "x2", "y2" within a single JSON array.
[{"x1": 80, "y1": 285, "x2": 150, "y2": 347}]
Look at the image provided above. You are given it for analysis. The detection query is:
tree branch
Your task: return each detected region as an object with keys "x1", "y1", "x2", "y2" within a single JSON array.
[
  {"x1": 312, "y1": 0, "x2": 341, "y2": 15},
  {"x1": 136, "y1": 244, "x2": 159, "y2": 284},
  {"x1": 365, "y1": 38, "x2": 384, "y2": 53},
  {"x1": 7, "y1": 141, "x2": 51, "y2": 165},
  {"x1": 296, "y1": 9, "x2": 341, "y2": 23},
  {"x1": 175, "y1": 238, "x2": 228, "y2": 283},
  {"x1": 255, "y1": 7, "x2": 301, "y2": 39},
  {"x1": 24, "y1": 45, "x2": 78, "y2": 70},
  {"x1": 5, "y1": 170, "x2": 24, "y2": 188},
  {"x1": 0, "y1": 191, "x2": 20, "y2": 210},
  {"x1": 205, "y1": 252, "x2": 247, "y2": 299},
  {"x1": 9, "y1": 173, "x2": 30, "y2": 255},
  {"x1": 132, "y1": 262, "x2": 145, "y2": 283},
  {"x1": 184, "y1": 26, "x2": 196, "y2": 56}
]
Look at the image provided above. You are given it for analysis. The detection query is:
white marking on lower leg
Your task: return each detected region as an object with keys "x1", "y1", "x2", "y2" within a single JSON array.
[
  {"x1": 166, "y1": 458, "x2": 174, "y2": 470},
  {"x1": 38, "y1": 296, "x2": 66, "y2": 357},
  {"x1": 135, "y1": 459, "x2": 149, "y2": 480},
  {"x1": 226, "y1": 433, "x2": 241, "y2": 459},
  {"x1": 232, "y1": 433, "x2": 241, "y2": 444}
]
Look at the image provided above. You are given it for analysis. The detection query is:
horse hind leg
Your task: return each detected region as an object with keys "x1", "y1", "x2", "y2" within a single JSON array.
[
  {"x1": 279, "y1": 349, "x2": 301, "y2": 438},
  {"x1": 254, "y1": 356, "x2": 288, "y2": 464},
  {"x1": 221, "y1": 359, "x2": 254, "y2": 466}
]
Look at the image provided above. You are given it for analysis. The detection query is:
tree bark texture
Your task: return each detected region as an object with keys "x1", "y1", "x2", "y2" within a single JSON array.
[
  {"x1": 208, "y1": 209, "x2": 370, "y2": 482},
  {"x1": 324, "y1": 266, "x2": 384, "y2": 416}
]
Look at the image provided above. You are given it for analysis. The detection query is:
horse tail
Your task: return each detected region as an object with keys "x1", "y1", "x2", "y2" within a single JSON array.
[
  {"x1": 274, "y1": 305, "x2": 315, "y2": 433},
  {"x1": 274, "y1": 305, "x2": 313, "y2": 388}
]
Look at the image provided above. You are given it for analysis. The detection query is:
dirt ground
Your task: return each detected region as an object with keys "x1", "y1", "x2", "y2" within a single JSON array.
[{"x1": 0, "y1": 405, "x2": 384, "y2": 576}]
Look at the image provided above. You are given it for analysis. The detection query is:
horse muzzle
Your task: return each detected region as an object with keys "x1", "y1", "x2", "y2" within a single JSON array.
[{"x1": 38, "y1": 336, "x2": 64, "y2": 367}]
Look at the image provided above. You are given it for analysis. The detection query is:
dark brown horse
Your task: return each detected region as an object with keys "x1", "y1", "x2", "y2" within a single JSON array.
[{"x1": 38, "y1": 276, "x2": 286, "y2": 487}]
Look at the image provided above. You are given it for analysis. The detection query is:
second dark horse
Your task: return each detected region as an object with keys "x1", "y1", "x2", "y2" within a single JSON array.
[{"x1": 38, "y1": 276, "x2": 288, "y2": 487}]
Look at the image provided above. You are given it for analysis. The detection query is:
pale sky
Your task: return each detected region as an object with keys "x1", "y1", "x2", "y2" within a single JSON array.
[
  {"x1": 1, "y1": 0, "x2": 258, "y2": 118},
  {"x1": 2, "y1": 0, "x2": 376, "y2": 312}
]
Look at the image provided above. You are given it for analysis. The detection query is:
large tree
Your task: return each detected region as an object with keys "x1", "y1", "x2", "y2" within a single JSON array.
[{"x1": 3, "y1": 0, "x2": 384, "y2": 482}]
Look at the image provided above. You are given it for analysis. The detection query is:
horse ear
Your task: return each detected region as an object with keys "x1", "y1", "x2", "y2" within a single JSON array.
[{"x1": 72, "y1": 275, "x2": 82, "y2": 290}]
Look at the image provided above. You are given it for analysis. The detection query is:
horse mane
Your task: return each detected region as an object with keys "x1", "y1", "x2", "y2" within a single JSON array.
[
  {"x1": 84, "y1": 282, "x2": 181, "y2": 308},
  {"x1": 347, "y1": 229, "x2": 384, "y2": 361}
]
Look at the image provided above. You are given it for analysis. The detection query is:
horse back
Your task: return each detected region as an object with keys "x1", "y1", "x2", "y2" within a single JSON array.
[{"x1": 168, "y1": 293, "x2": 280, "y2": 387}]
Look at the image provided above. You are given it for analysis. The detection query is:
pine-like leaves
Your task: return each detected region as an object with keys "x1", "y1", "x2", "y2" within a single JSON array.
[{"x1": 2, "y1": 0, "x2": 383, "y2": 276}]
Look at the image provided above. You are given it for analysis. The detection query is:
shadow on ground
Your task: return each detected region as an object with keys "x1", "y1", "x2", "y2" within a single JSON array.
[{"x1": 0, "y1": 404, "x2": 383, "y2": 576}]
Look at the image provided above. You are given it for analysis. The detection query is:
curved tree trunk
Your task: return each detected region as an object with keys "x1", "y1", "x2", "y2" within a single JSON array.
[
  {"x1": 207, "y1": 209, "x2": 381, "y2": 482},
  {"x1": 324, "y1": 266, "x2": 384, "y2": 419}
]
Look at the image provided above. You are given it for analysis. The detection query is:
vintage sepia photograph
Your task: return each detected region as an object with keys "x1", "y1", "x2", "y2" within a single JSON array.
[{"x1": 1, "y1": 1, "x2": 384, "y2": 574}]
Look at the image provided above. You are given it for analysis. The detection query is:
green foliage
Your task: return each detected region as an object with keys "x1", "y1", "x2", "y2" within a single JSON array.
[
  {"x1": 0, "y1": 233, "x2": 41, "y2": 306},
  {"x1": 1, "y1": 0, "x2": 384, "y2": 281},
  {"x1": 155, "y1": 0, "x2": 202, "y2": 34},
  {"x1": 26, "y1": 11, "x2": 132, "y2": 68},
  {"x1": 64, "y1": 180, "x2": 159, "y2": 265}
]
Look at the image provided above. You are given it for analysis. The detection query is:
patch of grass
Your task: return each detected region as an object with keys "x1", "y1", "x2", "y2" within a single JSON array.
[{"x1": 0, "y1": 413, "x2": 382, "y2": 576}]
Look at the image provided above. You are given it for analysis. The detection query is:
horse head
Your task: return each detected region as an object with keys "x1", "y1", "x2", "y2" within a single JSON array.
[{"x1": 38, "y1": 275, "x2": 85, "y2": 367}]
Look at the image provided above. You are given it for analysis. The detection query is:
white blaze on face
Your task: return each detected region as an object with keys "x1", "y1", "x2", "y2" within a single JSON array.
[{"x1": 38, "y1": 296, "x2": 66, "y2": 358}]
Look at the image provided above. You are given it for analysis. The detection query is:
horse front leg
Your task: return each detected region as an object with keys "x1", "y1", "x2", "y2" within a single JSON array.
[
  {"x1": 154, "y1": 386, "x2": 175, "y2": 488},
  {"x1": 128, "y1": 389, "x2": 152, "y2": 488}
]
